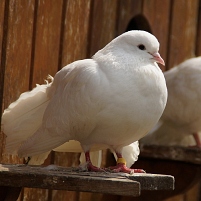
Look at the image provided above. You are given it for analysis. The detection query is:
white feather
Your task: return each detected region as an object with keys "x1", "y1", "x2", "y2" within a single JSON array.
[
  {"x1": 141, "y1": 57, "x2": 201, "y2": 146},
  {"x1": 2, "y1": 76, "x2": 53, "y2": 154},
  {"x1": 113, "y1": 142, "x2": 140, "y2": 168}
]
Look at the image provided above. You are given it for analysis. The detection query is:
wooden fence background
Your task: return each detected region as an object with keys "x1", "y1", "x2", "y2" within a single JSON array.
[{"x1": 0, "y1": 0, "x2": 201, "y2": 200}]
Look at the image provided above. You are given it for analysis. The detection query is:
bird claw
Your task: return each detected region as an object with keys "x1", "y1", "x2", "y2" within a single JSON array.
[
  {"x1": 106, "y1": 163, "x2": 146, "y2": 174},
  {"x1": 86, "y1": 162, "x2": 105, "y2": 172}
]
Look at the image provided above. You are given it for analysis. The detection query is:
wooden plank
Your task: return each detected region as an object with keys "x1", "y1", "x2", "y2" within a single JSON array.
[
  {"x1": 140, "y1": 145, "x2": 201, "y2": 165},
  {"x1": 0, "y1": 0, "x2": 6, "y2": 163},
  {"x1": 22, "y1": 1, "x2": 64, "y2": 201},
  {"x1": 31, "y1": 0, "x2": 63, "y2": 86},
  {"x1": 0, "y1": 164, "x2": 141, "y2": 197},
  {"x1": 0, "y1": 1, "x2": 35, "y2": 199},
  {"x1": 167, "y1": 0, "x2": 199, "y2": 69},
  {"x1": 2, "y1": 0, "x2": 35, "y2": 108},
  {"x1": 88, "y1": 0, "x2": 118, "y2": 56},
  {"x1": 52, "y1": 152, "x2": 81, "y2": 201},
  {"x1": 59, "y1": 0, "x2": 92, "y2": 67},
  {"x1": 131, "y1": 158, "x2": 200, "y2": 201},
  {"x1": 117, "y1": 0, "x2": 142, "y2": 34},
  {"x1": 52, "y1": 0, "x2": 92, "y2": 200},
  {"x1": 196, "y1": 0, "x2": 201, "y2": 56},
  {"x1": 1, "y1": 0, "x2": 35, "y2": 165},
  {"x1": 142, "y1": 0, "x2": 171, "y2": 71}
]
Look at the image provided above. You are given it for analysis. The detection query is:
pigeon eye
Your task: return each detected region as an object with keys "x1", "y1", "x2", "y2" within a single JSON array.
[{"x1": 138, "y1": 44, "x2": 146, "y2": 50}]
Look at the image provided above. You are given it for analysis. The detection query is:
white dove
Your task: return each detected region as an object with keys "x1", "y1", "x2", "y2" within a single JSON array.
[
  {"x1": 2, "y1": 30, "x2": 167, "y2": 173},
  {"x1": 141, "y1": 57, "x2": 201, "y2": 147}
]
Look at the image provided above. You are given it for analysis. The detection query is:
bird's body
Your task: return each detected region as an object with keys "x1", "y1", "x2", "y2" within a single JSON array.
[
  {"x1": 141, "y1": 57, "x2": 201, "y2": 147},
  {"x1": 2, "y1": 31, "x2": 167, "y2": 173}
]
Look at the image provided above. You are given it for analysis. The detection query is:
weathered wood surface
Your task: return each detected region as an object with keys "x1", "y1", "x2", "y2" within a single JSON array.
[
  {"x1": 140, "y1": 145, "x2": 201, "y2": 165},
  {"x1": 0, "y1": 164, "x2": 174, "y2": 197}
]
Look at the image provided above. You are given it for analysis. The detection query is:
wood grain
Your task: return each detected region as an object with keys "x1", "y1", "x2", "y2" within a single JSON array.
[
  {"x1": 1, "y1": 0, "x2": 35, "y2": 165},
  {"x1": 52, "y1": 0, "x2": 92, "y2": 200},
  {"x1": 31, "y1": 0, "x2": 63, "y2": 86},
  {"x1": 140, "y1": 145, "x2": 201, "y2": 164},
  {"x1": 0, "y1": 164, "x2": 175, "y2": 196},
  {"x1": 167, "y1": 0, "x2": 199, "y2": 69},
  {"x1": 88, "y1": 0, "x2": 118, "y2": 57},
  {"x1": 59, "y1": 0, "x2": 91, "y2": 67},
  {"x1": 142, "y1": 0, "x2": 171, "y2": 71},
  {"x1": 117, "y1": 0, "x2": 142, "y2": 34},
  {"x1": 0, "y1": 0, "x2": 6, "y2": 163},
  {"x1": 196, "y1": 0, "x2": 201, "y2": 56},
  {"x1": 23, "y1": 1, "x2": 64, "y2": 200},
  {"x1": 0, "y1": 164, "x2": 141, "y2": 197}
]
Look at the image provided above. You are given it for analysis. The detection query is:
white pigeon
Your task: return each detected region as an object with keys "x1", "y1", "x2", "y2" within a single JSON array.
[
  {"x1": 141, "y1": 57, "x2": 201, "y2": 147},
  {"x1": 2, "y1": 30, "x2": 167, "y2": 173}
]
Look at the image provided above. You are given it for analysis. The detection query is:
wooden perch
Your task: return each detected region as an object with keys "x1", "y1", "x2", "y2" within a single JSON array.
[
  {"x1": 140, "y1": 144, "x2": 201, "y2": 164},
  {"x1": 130, "y1": 145, "x2": 201, "y2": 200},
  {"x1": 0, "y1": 164, "x2": 174, "y2": 198}
]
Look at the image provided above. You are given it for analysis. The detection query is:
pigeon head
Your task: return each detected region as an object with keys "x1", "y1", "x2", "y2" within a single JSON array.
[
  {"x1": 118, "y1": 30, "x2": 165, "y2": 66},
  {"x1": 97, "y1": 30, "x2": 165, "y2": 66}
]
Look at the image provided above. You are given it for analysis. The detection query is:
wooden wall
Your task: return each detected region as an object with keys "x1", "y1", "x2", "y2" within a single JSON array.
[{"x1": 0, "y1": 0, "x2": 201, "y2": 200}]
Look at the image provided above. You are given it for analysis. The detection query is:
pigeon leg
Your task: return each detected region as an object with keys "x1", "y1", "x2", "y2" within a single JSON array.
[
  {"x1": 192, "y1": 133, "x2": 201, "y2": 147},
  {"x1": 85, "y1": 152, "x2": 104, "y2": 172},
  {"x1": 107, "y1": 153, "x2": 145, "y2": 174}
]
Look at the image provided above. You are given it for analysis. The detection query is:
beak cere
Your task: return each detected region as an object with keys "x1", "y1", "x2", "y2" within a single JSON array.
[{"x1": 152, "y1": 52, "x2": 165, "y2": 66}]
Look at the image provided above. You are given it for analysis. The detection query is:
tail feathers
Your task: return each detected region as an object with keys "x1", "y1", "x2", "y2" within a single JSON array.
[
  {"x1": 122, "y1": 141, "x2": 139, "y2": 168},
  {"x1": 112, "y1": 142, "x2": 139, "y2": 168},
  {"x1": 18, "y1": 127, "x2": 68, "y2": 157},
  {"x1": 2, "y1": 77, "x2": 53, "y2": 154},
  {"x1": 28, "y1": 151, "x2": 51, "y2": 165}
]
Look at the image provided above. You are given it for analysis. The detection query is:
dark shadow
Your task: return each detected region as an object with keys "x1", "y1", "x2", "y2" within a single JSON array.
[{"x1": 126, "y1": 14, "x2": 152, "y2": 34}]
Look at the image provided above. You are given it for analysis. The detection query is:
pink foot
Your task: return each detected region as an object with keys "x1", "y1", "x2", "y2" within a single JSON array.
[
  {"x1": 192, "y1": 133, "x2": 201, "y2": 148},
  {"x1": 87, "y1": 162, "x2": 105, "y2": 172},
  {"x1": 106, "y1": 163, "x2": 145, "y2": 174}
]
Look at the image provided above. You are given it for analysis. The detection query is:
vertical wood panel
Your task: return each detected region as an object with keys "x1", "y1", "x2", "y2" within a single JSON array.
[
  {"x1": 2, "y1": 0, "x2": 35, "y2": 109},
  {"x1": 89, "y1": 0, "x2": 118, "y2": 57},
  {"x1": 31, "y1": 0, "x2": 63, "y2": 86},
  {"x1": 142, "y1": 0, "x2": 171, "y2": 71},
  {"x1": 60, "y1": 0, "x2": 91, "y2": 67},
  {"x1": 0, "y1": 0, "x2": 6, "y2": 162},
  {"x1": 167, "y1": 0, "x2": 199, "y2": 69},
  {"x1": 0, "y1": 0, "x2": 6, "y2": 74},
  {"x1": 1, "y1": 0, "x2": 35, "y2": 164},
  {"x1": 117, "y1": 0, "x2": 142, "y2": 34},
  {"x1": 196, "y1": 0, "x2": 201, "y2": 56},
  {"x1": 52, "y1": 0, "x2": 91, "y2": 200},
  {"x1": 22, "y1": 1, "x2": 63, "y2": 201}
]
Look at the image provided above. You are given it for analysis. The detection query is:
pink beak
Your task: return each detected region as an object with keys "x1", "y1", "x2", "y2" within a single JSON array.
[{"x1": 151, "y1": 52, "x2": 165, "y2": 66}]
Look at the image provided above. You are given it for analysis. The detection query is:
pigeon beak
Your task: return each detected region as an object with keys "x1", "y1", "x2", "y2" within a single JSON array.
[{"x1": 151, "y1": 52, "x2": 165, "y2": 66}]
